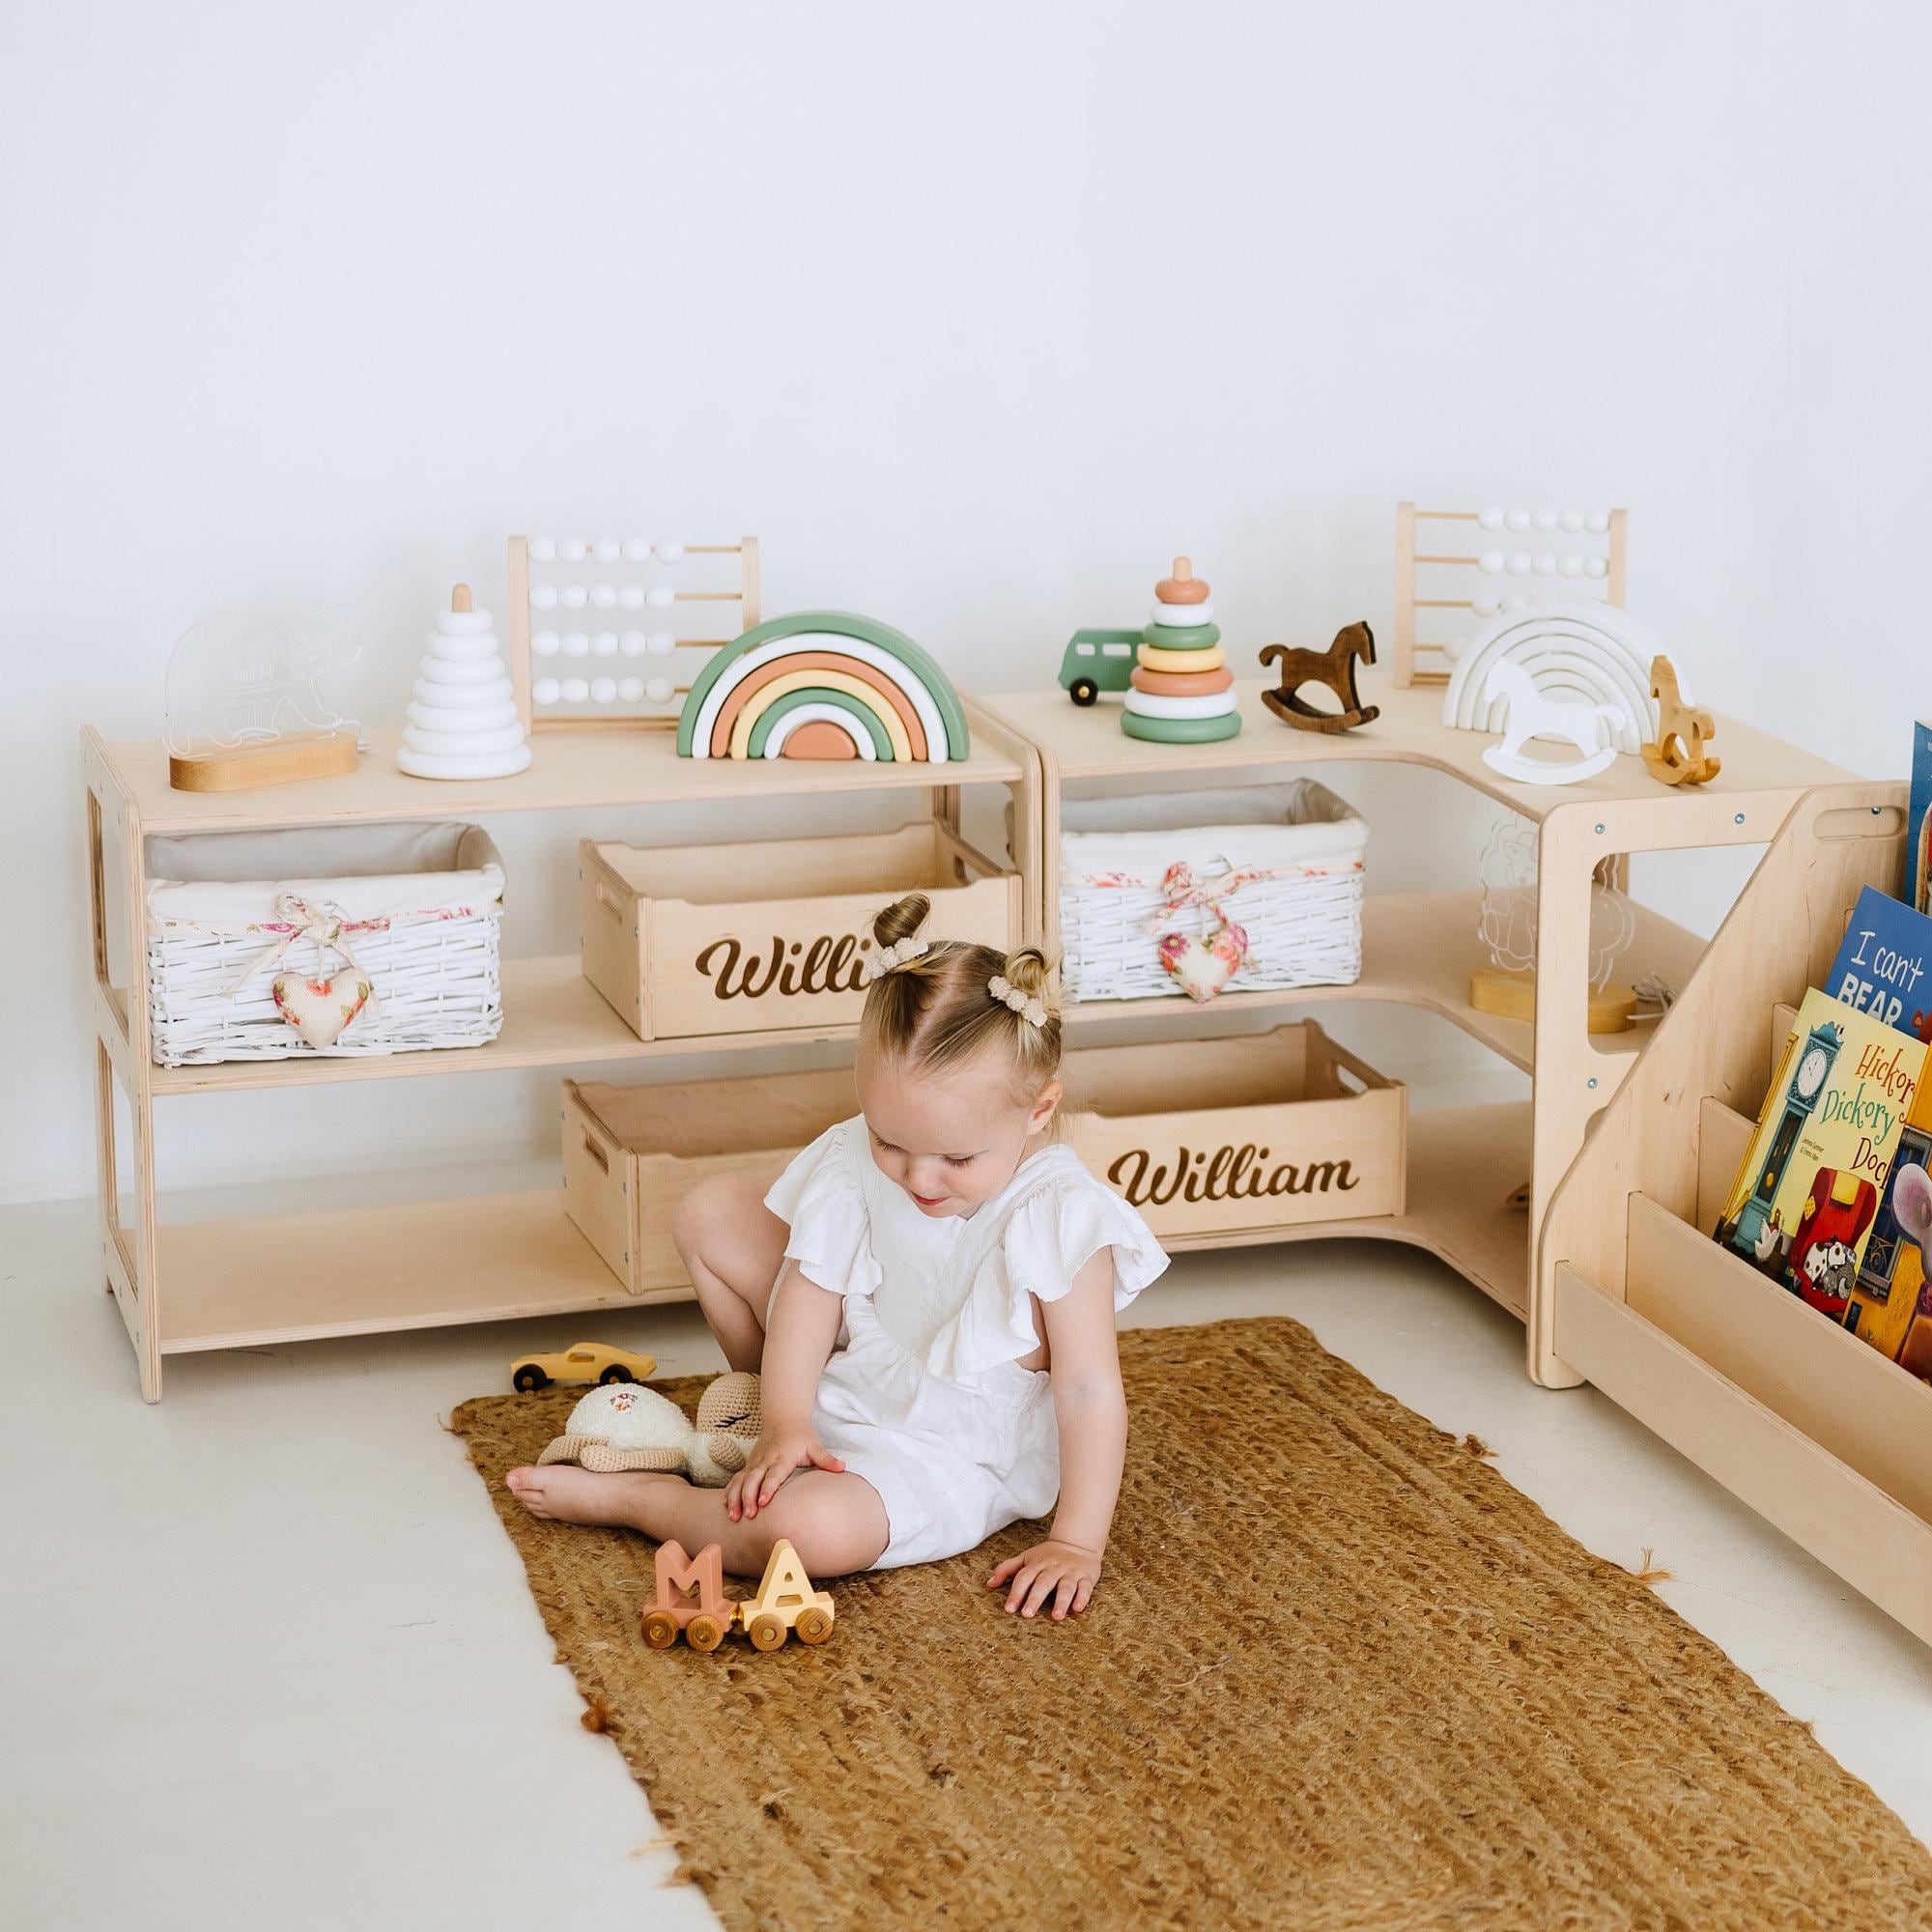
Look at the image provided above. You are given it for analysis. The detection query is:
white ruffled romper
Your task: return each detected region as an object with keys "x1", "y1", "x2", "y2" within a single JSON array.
[{"x1": 763, "y1": 1118, "x2": 1169, "y2": 1570}]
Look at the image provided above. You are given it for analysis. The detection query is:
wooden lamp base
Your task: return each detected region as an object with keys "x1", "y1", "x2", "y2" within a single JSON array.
[
  {"x1": 1469, "y1": 967, "x2": 1638, "y2": 1035},
  {"x1": 169, "y1": 730, "x2": 361, "y2": 793}
]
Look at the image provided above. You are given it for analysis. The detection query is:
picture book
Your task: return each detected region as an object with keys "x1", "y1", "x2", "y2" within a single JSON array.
[
  {"x1": 1715, "y1": 987, "x2": 1926, "y2": 1320},
  {"x1": 1843, "y1": 1072, "x2": 1932, "y2": 1383},
  {"x1": 1910, "y1": 719, "x2": 1932, "y2": 915},
  {"x1": 1825, "y1": 884, "x2": 1932, "y2": 1044}
]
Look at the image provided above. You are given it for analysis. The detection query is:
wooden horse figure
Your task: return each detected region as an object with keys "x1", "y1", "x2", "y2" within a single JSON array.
[
  {"x1": 1260, "y1": 621, "x2": 1380, "y2": 733},
  {"x1": 1477, "y1": 660, "x2": 1625, "y2": 784},
  {"x1": 1640, "y1": 654, "x2": 1720, "y2": 786}
]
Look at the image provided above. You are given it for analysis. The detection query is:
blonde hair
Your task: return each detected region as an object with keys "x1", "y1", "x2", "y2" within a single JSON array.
[{"x1": 860, "y1": 894, "x2": 1062, "y2": 1097}]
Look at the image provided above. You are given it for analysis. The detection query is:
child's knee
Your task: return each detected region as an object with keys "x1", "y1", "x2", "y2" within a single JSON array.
[
  {"x1": 749, "y1": 1486, "x2": 876, "y2": 1577},
  {"x1": 671, "y1": 1173, "x2": 757, "y2": 1259}
]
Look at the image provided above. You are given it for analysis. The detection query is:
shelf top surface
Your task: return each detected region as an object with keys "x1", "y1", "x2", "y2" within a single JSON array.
[
  {"x1": 91, "y1": 710, "x2": 1023, "y2": 830},
  {"x1": 980, "y1": 674, "x2": 1861, "y2": 819}
]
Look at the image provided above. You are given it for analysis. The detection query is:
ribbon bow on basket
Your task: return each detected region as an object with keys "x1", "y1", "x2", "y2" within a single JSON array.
[
  {"x1": 1144, "y1": 860, "x2": 1263, "y2": 1004},
  {"x1": 229, "y1": 894, "x2": 384, "y2": 1049}
]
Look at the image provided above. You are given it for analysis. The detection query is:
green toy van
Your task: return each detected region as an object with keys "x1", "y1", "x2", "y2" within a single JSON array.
[{"x1": 1058, "y1": 628, "x2": 1142, "y2": 705}]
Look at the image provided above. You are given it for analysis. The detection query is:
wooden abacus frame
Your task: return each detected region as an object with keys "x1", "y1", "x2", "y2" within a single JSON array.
[
  {"x1": 1393, "y1": 504, "x2": 1628, "y2": 690},
  {"x1": 506, "y1": 534, "x2": 760, "y2": 734}
]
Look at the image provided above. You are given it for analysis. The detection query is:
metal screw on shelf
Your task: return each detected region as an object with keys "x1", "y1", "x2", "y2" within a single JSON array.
[
  {"x1": 1734, "y1": 813, "x2": 1746, "y2": 825},
  {"x1": 1587, "y1": 1077, "x2": 1599, "y2": 1090},
  {"x1": 1595, "y1": 823, "x2": 1605, "y2": 835}
]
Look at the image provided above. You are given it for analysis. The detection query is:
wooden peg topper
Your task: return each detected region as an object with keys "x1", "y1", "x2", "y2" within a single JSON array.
[
  {"x1": 1640, "y1": 655, "x2": 1719, "y2": 786},
  {"x1": 1260, "y1": 622, "x2": 1380, "y2": 733}
]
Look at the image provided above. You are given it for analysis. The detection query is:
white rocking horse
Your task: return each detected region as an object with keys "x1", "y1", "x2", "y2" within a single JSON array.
[{"x1": 1478, "y1": 660, "x2": 1627, "y2": 784}]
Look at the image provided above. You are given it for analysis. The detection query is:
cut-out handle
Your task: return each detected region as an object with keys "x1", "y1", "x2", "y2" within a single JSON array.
[
  {"x1": 582, "y1": 1132, "x2": 611, "y2": 1174},
  {"x1": 593, "y1": 878, "x2": 625, "y2": 921},
  {"x1": 1817, "y1": 804, "x2": 1904, "y2": 841}
]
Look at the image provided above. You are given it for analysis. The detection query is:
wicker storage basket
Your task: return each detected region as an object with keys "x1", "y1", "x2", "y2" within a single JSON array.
[
  {"x1": 1059, "y1": 780, "x2": 1367, "y2": 1003},
  {"x1": 144, "y1": 822, "x2": 506, "y2": 1065}
]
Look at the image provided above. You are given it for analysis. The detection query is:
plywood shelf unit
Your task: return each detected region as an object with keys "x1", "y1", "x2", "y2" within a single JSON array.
[
  {"x1": 979, "y1": 671, "x2": 1866, "y2": 1378},
  {"x1": 85, "y1": 637, "x2": 1890, "y2": 1661},
  {"x1": 82, "y1": 700, "x2": 1042, "y2": 1401}
]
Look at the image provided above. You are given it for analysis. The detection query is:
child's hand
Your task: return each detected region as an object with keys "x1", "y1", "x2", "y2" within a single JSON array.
[
  {"x1": 726, "y1": 1429, "x2": 845, "y2": 1520},
  {"x1": 987, "y1": 1539, "x2": 1103, "y2": 1620}
]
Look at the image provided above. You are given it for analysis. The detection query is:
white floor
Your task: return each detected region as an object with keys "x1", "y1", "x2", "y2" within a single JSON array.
[{"x1": 6, "y1": 1192, "x2": 1930, "y2": 1932}]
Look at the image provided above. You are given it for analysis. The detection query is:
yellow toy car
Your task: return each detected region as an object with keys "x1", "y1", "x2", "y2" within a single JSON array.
[{"x1": 510, "y1": 1341, "x2": 658, "y2": 1394}]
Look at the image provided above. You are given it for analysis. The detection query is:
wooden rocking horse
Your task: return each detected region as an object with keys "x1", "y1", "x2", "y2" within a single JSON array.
[
  {"x1": 1640, "y1": 654, "x2": 1720, "y2": 786},
  {"x1": 1260, "y1": 622, "x2": 1379, "y2": 733}
]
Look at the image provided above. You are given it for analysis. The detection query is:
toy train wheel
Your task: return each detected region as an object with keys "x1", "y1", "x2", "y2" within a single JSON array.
[
  {"x1": 599, "y1": 1364, "x2": 635, "y2": 1384},
  {"x1": 746, "y1": 1612, "x2": 786, "y2": 1652},
  {"x1": 686, "y1": 1613, "x2": 727, "y2": 1652},
  {"x1": 794, "y1": 1607, "x2": 834, "y2": 1646},
  {"x1": 641, "y1": 1609, "x2": 680, "y2": 1649},
  {"x1": 511, "y1": 1364, "x2": 549, "y2": 1393},
  {"x1": 1067, "y1": 677, "x2": 1099, "y2": 707}
]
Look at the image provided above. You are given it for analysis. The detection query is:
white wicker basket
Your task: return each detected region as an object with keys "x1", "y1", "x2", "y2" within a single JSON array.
[
  {"x1": 1059, "y1": 780, "x2": 1367, "y2": 1003},
  {"x1": 144, "y1": 822, "x2": 506, "y2": 1065}
]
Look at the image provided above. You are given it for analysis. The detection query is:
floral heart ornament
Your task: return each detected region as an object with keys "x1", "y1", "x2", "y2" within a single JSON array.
[
  {"x1": 1157, "y1": 917, "x2": 1249, "y2": 1003},
  {"x1": 271, "y1": 970, "x2": 377, "y2": 1049}
]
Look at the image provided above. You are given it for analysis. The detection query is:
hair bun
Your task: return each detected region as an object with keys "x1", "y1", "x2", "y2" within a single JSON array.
[
  {"x1": 997, "y1": 946, "x2": 1061, "y2": 1021},
  {"x1": 872, "y1": 893, "x2": 931, "y2": 951}
]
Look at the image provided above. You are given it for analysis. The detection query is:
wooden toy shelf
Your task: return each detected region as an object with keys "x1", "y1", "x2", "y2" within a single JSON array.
[
  {"x1": 80, "y1": 704, "x2": 1041, "y2": 1401},
  {"x1": 86, "y1": 667, "x2": 1922, "y2": 1651},
  {"x1": 979, "y1": 675, "x2": 1869, "y2": 1345},
  {"x1": 983, "y1": 677, "x2": 1931, "y2": 1646}
]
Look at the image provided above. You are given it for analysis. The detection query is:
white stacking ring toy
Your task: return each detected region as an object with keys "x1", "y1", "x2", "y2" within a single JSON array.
[{"x1": 396, "y1": 586, "x2": 533, "y2": 780}]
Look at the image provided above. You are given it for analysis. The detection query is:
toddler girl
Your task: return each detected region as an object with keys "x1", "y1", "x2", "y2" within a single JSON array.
[{"x1": 506, "y1": 895, "x2": 1166, "y2": 1619}]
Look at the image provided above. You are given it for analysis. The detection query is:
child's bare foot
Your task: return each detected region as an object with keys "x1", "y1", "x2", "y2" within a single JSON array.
[{"x1": 504, "y1": 1463, "x2": 684, "y2": 1528}]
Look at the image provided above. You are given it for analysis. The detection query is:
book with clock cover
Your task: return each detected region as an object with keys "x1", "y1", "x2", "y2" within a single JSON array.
[{"x1": 1714, "y1": 987, "x2": 1926, "y2": 1320}]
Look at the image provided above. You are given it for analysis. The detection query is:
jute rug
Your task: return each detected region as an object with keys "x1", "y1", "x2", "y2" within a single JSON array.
[{"x1": 452, "y1": 1317, "x2": 1932, "y2": 1931}]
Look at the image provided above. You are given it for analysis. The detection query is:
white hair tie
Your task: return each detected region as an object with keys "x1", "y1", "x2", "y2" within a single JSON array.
[
  {"x1": 862, "y1": 935, "x2": 929, "y2": 983},
  {"x1": 987, "y1": 974, "x2": 1048, "y2": 1028}
]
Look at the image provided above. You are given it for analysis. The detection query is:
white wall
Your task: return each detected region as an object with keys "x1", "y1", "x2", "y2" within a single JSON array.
[{"x1": 5, "y1": 0, "x2": 1927, "y2": 1204}]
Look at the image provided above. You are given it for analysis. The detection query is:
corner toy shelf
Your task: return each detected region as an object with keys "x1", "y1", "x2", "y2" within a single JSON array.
[
  {"x1": 82, "y1": 673, "x2": 1927, "y2": 1648},
  {"x1": 80, "y1": 707, "x2": 1040, "y2": 1401},
  {"x1": 977, "y1": 675, "x2": 1865, "y2": 1340}
]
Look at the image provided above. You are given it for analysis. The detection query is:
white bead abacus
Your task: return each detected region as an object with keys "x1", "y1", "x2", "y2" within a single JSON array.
[
  {"x1": 528, "y1": 538, "x2": 689, "y2": 568},
  {"x1": 521, "y1": 534, "x2": 734, "y2": 716},
  {"x1": 1476, "y1": 506, "x2": 1615, "y2": 534},
  {"x1": 1477, "y1": 545, "x2": 1611, "y2": 580}
]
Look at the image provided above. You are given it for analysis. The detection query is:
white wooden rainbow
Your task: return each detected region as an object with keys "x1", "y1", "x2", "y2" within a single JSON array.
[{"x1": 1441, "y1": 604, "x2": 1666, "y2": 756}]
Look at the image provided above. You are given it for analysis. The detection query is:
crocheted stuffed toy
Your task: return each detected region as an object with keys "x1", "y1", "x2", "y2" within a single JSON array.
[{"x1": 535, "y1": 1371, "x2": 762, "y2": 1485}]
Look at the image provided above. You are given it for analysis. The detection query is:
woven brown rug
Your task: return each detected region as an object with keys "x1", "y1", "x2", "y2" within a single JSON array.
[{"x1": 452, "y1": 1317, "x2": 1932, "y2": 1932}]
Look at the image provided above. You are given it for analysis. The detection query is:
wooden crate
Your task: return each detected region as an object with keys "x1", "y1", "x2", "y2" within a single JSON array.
[
  {"x1": 562, "y1": 1067, "x2": 856, "y2": 1293},
  {"x1": 1064, "y1": 1022, "x2": 1406, "y2": 1241},
  {"x1": 580, "y1": 819, "x2": 1020, "y2": 1040}
]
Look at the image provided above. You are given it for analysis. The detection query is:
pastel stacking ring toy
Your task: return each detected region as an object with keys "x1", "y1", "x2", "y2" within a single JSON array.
[{"x1": 1121, "y1": 556, "x2": 1241, "y2": 744}]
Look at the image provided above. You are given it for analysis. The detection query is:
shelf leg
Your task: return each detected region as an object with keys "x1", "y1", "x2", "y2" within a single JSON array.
[
  {"x1": 83, "y1": 744, "x2": 163, "y2": 1401},
  {"x1": 1526, "y1": 810, "x2": 1609, "y2": 1388}
]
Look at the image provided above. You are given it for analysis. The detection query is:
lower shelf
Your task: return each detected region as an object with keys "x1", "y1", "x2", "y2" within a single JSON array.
[
  {"x1": 153, "y1": 1101, "x2": 1530, "y2": 1354},
  {"x1": 156, "y1": 1192, "x2": 658, "y2": 1353},
  {"x1": 1160, "y1": 1101, "x2": 1529, "y2": 1316}
]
